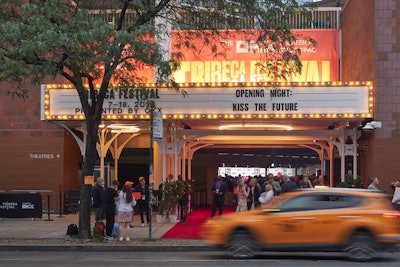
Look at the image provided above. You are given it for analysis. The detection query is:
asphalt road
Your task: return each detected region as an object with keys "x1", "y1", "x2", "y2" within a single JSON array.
[{"x1": 0, "y1": 251, "x2": 399, "y2": 267}]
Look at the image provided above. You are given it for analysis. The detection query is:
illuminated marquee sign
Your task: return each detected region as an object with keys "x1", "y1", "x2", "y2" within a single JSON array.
[{"x1": 41, "y1": 82, "x2": 374, "y2": 121}]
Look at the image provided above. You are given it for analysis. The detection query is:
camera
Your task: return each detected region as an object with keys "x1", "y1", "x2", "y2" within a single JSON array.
[
  {"x1": 362, "y1": 123, "x2": 374, "y2": 134},
  {"x1": 362, "y1": 121, "x2": 382, "y2": 134}
]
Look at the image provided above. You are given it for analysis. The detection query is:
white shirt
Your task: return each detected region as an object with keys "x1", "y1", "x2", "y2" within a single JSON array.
[
  {"x1": 117, "y1": 191, "x2": 136, "y2": 212},
  {"x1": 258, "y1": 190, "x2": 274, "y2": 204}
]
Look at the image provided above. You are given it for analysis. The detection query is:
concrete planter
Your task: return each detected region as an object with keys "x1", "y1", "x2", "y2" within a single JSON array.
[{"x1": 156, "y1": 214, "x2": 178, "y2": 224}]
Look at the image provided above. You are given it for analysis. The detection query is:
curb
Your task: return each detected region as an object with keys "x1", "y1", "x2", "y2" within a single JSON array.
[
  {"x1": 0, "y1": 238, "x2": 221, "y2": 252},
  {"x1": 0, "y1": 245, "x2": 219, "y2": 252}
]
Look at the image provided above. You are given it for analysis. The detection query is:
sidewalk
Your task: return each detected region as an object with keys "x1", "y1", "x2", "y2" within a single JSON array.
[{"x1": 0, "y1": 212, "x2": 214, "y2": 252}]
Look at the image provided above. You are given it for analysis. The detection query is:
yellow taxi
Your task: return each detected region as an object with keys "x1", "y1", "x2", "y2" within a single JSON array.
[{"x1": 200, "y1": 188, "x2": 400, "y2": 261}]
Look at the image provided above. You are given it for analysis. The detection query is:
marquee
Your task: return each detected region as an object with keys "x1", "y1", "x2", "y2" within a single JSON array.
[{"x1": 41, "y1": 81, "x2": 374, "y2": 121}]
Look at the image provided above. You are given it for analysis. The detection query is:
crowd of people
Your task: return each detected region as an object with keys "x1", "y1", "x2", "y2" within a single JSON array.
[
  {"x1": 91, "y1": 176, "x2": 151, "y2": 241},
  {"x1": 93, "y1": 173, "x2": 387, "y2": 233},
  {"x1": 209, "y1": 172, "x2": 385, "y2": 217}
]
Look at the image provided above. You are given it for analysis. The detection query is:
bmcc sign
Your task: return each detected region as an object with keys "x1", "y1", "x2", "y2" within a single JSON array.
[
  {"x1": 41, "y1": 82, "x2": 374, "y2": 121},
  {"x1": 98, "y1": 29, "x2": 339, "y2": 84},
  {"x1": 172, "y1": 29, "x2": 339, "y2": 83}
]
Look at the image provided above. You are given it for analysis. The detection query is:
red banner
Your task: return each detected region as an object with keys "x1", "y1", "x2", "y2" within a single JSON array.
[
  {"x1": 85, "y1": 29, "x2": 339, "y2": 85},
  {"x1": 171, "y1": 29, "x2": 339, "y2": 83}
]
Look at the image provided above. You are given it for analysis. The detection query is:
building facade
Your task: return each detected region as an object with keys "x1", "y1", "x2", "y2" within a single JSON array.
[{"x1": 1, "y1": 0, "x2": 399, "y2": 213}]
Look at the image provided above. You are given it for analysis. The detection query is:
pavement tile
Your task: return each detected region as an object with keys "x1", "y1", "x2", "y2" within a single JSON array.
[{"x1": 0, "y1": 213, "x2": 214, "y2": 251}]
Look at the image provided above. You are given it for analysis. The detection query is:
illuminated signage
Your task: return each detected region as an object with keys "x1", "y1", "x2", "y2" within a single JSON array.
[
  {"x1": 41, "y1": 82, "x2": 374, "y2": 121},
  {"x1": 96, "y1": 29, "x2": 339, "y2": 84},
  {"x1": 172, "y1": 29, "x2": 339, "y2": 83}
]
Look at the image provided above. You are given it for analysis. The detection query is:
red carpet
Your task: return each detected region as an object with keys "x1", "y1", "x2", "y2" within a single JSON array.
[{"x1": 161, "y1": 206, "x2": 235, "y2": 239}]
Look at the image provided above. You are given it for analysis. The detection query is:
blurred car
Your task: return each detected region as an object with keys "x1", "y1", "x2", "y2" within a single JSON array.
[{"x1": 200, "y1": 188, "x2": 400, "y2": 261}]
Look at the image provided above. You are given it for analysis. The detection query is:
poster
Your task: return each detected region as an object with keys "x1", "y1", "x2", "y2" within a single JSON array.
[{"x1": 392, "y1": 187, "x2": 400, "y2": 203}]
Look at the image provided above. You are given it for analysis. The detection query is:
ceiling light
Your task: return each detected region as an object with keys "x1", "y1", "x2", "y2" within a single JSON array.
[
  {"x1": 218, "y1": 123, "x2": 293, "y2": 131},
  {"x1": 101, "y1": 124, "x2": 140, "y2": 133}
]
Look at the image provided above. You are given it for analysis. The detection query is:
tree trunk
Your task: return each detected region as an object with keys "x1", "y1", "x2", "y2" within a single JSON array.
[
  {"x1": 78, "y1": 185, "x2": 92, "y2": 239},
  {"x1": 78, "y1": 117, "x2": 99, "y2": 239}
]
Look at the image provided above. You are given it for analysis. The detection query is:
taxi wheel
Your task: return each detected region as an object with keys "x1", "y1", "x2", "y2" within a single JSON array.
[
  {"x1": 227, "y1": 229, "x2": 256, "y2": 258},
  {"x1": 344, "y1": 232, "x2": 376, "y2": 262}
]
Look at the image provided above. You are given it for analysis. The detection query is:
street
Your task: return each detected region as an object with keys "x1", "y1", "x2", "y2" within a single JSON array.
[{"x1": 0, "y1": 251, "x2": 399, "y2": 267}]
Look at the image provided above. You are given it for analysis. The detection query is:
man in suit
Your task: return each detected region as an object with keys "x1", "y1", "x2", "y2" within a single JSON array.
[
  {"x1": 281, "y1": 175, "x2": 298, "y2": 193},
  {"x1": 210, "y1": 176, "x2": 228, "y2": 218}
]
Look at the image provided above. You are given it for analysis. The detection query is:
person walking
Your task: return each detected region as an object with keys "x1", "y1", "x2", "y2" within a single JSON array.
[
  {"x1": 117, "y1": 184, "x2": 136, "y2": 241},
  {"x1": 103, "y1": 180, "x2": 119, "y2": 240},
  {"x1": 235, "y1": 178, "x2": 249, "y2": 212},
  {"x1": 92, "y1": 177, "x2": 105, "y2": 222},
  {"x1": 210, "y1": 176, "x2": 228, "y2": 218},
  {"x1": 135, "y1": 176, "x2": 150, "y2": 227}
]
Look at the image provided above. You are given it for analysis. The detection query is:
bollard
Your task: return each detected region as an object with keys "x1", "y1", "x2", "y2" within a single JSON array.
[
  {"x1": 58, "y1": 191, "x2": 64, "y2": 218},
  {"x1": 45, "y1": 194, "x2": 53, "y2": 221},
  {"x1": 58, "y1": 185, "x2": 64, "y2": 218},
  {"x1": 148, "y1": 184, "x2": 153, "y2": 240}
]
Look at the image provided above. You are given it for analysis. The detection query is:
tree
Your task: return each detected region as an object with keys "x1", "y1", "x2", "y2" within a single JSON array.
[{"x1": 0, "y1": 0, "x2": 315, "y2": 239}]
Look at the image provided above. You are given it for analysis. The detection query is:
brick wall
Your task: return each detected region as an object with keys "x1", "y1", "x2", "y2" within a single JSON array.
[
  {"x1": 343, "y1": 0, "x2": 400, "y2": 193},
  {"x1": 0, "y1": 78, "x2": 81, "y2": 213}
]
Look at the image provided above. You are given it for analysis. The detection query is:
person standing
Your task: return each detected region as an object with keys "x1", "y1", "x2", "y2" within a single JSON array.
[
  {"x1": 263, "y1": 173, "x2": 281, "y2": 196},
  {"x1": 124, "y1": 181, "x2": 135, "y2": 228},
  {"x1": 314, "y1": 174, "x2": 326, "y2": 187},
  {"x1": 117, "y1": 184, "x2": 136, "y2": 241},
  {"x1": 92, "y1": 177, "x2": 105, "y2": 222},
  {"x1": 236, "y1": 178, "x2": 249, "y2": 212},
  {"x1": 301, "y1": 173, "x2": 314, "y2": 188},
  {"x1": 177, "y1": 175, "x2": 189, "y2": 223},
  {"x1": 210, "y1": 176, "x2": 228, "y2": 218},
  {"x1": 367, "y1": 176, "x2": 380, "y2": 192},
  {"x1": 135, "y1": 176, "x2": 150, "y2": 227},
  {"x1": 258, "y1": 184, "x2": 274, "y2": 208},
  {"x1": 281, "y1": 175, "x2": 298, "y2": 193},
  {"x1": 247, "y1": 177, "x2": 261, "y2": 210},
  {"x1": 103, "y1": 180, "x2": 119, "y2": 240}
]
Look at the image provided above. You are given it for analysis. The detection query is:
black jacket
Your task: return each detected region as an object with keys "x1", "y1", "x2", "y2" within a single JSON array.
[
  {"x1": 281, "y1": 180, "x2": 298, "y2": 193},
  {"x1": 103, "y1": 187, "x2": 118, "y2": 208},
  {"x1": 211, "y1": 179, "x2": 228, "y2": 202},
  {"x1": 92, "y1": 184, "x2": 104, "y2": 208},
  {"x1": 135, "y1": 184, "x2": 150, "y2": 202}
]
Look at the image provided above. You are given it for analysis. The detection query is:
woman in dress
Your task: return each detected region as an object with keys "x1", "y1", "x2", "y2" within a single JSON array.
[
  {"x1": 117, "y1": 184, "x2": 136, "y2": 241},
  {"x1": 236, "y1": 178, "x2": 249, "y2": 212}
]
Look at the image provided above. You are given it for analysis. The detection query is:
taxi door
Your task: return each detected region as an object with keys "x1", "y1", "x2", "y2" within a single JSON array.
[{"x1": 262, "y1": 194, "x2": 323, "y2": 245}]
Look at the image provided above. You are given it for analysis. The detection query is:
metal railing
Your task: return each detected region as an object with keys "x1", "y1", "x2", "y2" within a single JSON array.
[
  {"x1": 88, "y1": 7, "x2": 341, "y2": 30},
  {"x1": 191, "y1": 188, "x2": 208, "y2": 211},
  {"x1": 291, "y1": 7, "x2": 341, "y2": 29}
]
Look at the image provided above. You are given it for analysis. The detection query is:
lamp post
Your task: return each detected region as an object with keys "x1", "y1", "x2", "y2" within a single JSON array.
[
  {"x1": 148, "y1": 107, "x2": 154, "y2": 240},
  {"x1": 148, "y1": 109, "x2": 163, "y2": 239}
]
